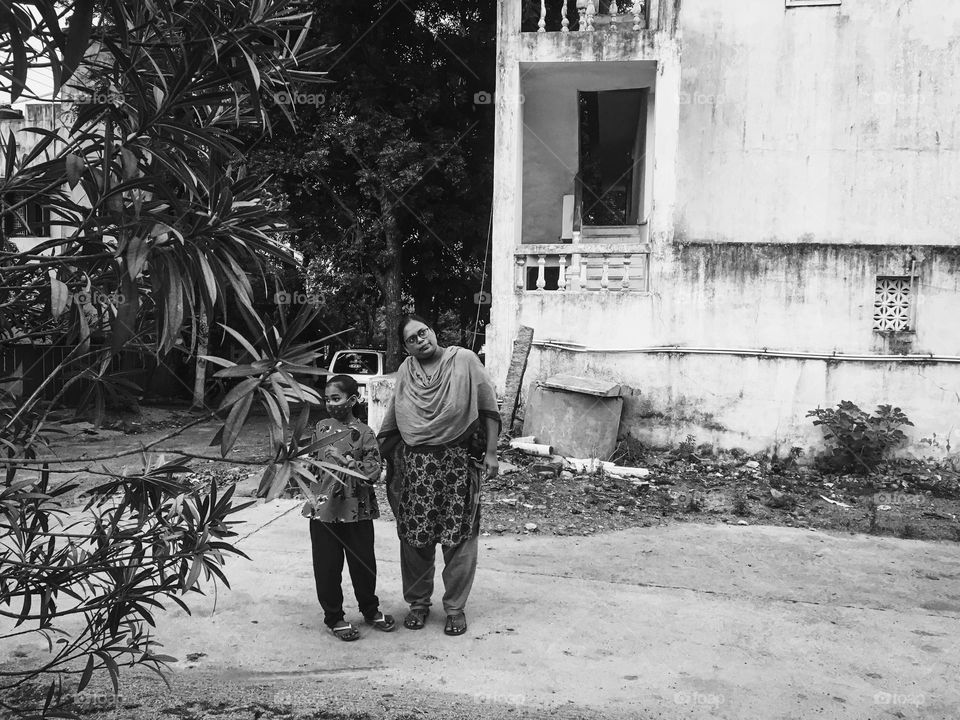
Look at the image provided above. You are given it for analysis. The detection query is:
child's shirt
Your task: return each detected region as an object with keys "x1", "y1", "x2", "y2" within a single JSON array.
[{"x1": 303, "y1": 416, "x2": 381, "y2": 523}]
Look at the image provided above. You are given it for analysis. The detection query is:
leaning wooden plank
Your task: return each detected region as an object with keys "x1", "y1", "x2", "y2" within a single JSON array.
[{"x1": 499, "y1": 325, "x2": 535, "y2": 434}]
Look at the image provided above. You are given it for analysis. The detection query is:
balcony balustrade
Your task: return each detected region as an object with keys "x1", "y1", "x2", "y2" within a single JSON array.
[
  {"x1": 526, "y1": 0, "x2": 649, "y2": 34},
  {"x1": 515, "y1": 243, "x2": 650, "y2": 293}
]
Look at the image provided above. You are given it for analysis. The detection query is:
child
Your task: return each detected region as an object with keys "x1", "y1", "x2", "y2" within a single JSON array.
[{"x1": 303, "y1": 374, "x2": 395, "y2": 640}]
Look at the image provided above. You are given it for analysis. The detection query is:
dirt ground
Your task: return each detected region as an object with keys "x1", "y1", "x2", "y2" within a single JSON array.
[
  {"x1": 4, "y1": 406, "x2": 960, "y2": 719},
  {"x1": 28, "y1": 404, "x2": 960, "y2": 544}
]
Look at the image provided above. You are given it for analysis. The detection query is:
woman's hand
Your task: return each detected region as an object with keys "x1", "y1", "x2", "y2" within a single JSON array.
[{"x1": 483, "y1": 450, "x2": 499, "y2": 480}]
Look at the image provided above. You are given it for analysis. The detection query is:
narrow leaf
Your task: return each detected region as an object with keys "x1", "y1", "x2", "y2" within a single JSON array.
[{"x1": 221, "y1": 390, "x2": 254, "y2": 456}]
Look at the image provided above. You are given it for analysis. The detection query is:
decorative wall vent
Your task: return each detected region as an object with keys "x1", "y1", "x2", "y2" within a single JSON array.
[{"x1": 873, "y1": 276, "x2": 914, "y2": 332}]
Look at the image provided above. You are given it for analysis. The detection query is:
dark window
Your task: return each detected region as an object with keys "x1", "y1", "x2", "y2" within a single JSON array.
[
  {"x1": 2, "y1": 193, "x2": 51, "y2": 237},
  {"x1": 578, "y1": 88, "x2": 649, "y2": 227}
]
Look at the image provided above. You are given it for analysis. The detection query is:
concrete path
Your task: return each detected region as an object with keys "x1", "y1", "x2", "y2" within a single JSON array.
[
  {"x1": 4, "y1": 499, "x2": 959, "y2": 719},
  {"x1": 122, "y1": 500, "x2": 960, "y2": 719}
]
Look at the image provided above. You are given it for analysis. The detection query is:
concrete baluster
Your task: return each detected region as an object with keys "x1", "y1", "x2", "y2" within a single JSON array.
[
  {"x1": 561, "y1": 0, "x2": 569, "y2": 32},
  {"x1": 580, "y1": 254, "x2": 589, "y2": 289},
  {"x1": 569, "y1": 253, "x2": 581, "y2": 291},
  {"x1": 516, "y1": 255, "x2": 526, "y2": 291},
  {"x1": 585, "y1": 0, "x2": 596, "y2": 31},
  {"x1": 536, "y1": 254, "x2": 546, "y2": 291},
  {"x1": 632, "y1": 0, "x2": 644, "y2": 30},
  {"x1": 538, "y1": 0, "x2": 547, "y2": 32},
  {"x1": 577, "y1": 1, "x2": 587, "y2": 31},
  {"x1": 558, "y1": 255, "x2": 568, "y2": 291},
  {"x1": 621, "y1": 254, "x2": 632, "y2": 292},
  {"x1": 600, "y1": 257, "x2": 610, "y2": 291}
]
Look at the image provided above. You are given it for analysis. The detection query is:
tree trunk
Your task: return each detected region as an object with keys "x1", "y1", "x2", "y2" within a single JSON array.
[
  {"x1": 374, "y1": 202, "x2": 403, "y2": 372},
  {"x1": 110, "y1": 270, "x2": 141, "y2": 408},
  {"x1": 191, "y1": 307, "x2": 209, "y2": 408}
]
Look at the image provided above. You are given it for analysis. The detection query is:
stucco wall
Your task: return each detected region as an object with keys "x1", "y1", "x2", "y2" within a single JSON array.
[
  {"x1": 524, "y1": 345, "x2": 960, "y2": 457},
  {"x1": 676, "y1": 0, "x2": 960, "y2": 245},
  {"x1": 518, "y1": 244, "x2": 960, "y2": 354},
  {"x1": 513, "y1": 242, "x2": 960, "y2": 453},
  {"x1": 490, "y1": 0, "x2": 960, "y2": 454}
]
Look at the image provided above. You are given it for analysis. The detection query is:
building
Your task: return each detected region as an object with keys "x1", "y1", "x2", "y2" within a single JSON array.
[
  {"x1": 488, "y1": 0, "x2": 960, "y2": 455},
  {"x1": 1, "y1": 103, "x2": 64, "y2": 253}
]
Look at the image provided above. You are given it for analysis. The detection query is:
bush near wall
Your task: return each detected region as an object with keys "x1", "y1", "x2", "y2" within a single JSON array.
[{"x1": 807, "y1": 401, "x2": 913, "y2": 474}]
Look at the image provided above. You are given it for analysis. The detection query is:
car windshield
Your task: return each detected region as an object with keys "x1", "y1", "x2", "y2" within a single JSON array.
[{"x1": 332, "y1": 352, "x2": 379, "y2": 375}]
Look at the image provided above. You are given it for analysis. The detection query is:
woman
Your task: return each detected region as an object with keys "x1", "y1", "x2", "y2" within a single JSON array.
[{"x1": 378, "y1": 314, "x2": 500, "y2": 637}]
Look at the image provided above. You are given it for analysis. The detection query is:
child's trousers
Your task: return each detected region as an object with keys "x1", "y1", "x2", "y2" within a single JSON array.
[{"x1": 309, "y1": 519, "x2": 379, "y2": 627}]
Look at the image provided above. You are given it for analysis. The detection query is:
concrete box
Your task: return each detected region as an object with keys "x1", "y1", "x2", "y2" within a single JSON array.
[{"x1": 523, "y1": 379, "x2": 623, "y2": 459}]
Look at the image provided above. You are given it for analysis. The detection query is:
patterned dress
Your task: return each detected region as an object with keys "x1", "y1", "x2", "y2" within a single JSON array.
[
  {"x1": 303, "y1": 417, "x2": 381, "y2": 523},
  {"x1": 390, "y1": 423, "x2": 487, "y2": 548}
]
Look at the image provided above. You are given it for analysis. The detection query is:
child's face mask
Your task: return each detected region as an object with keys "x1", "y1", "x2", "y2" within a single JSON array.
[{"x1": 324, "y1": 389, "x2": 357, "y2": 422}]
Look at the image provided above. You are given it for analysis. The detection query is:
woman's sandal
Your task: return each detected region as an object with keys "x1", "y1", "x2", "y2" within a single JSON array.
[
  {"x1": 444, "y1": 613, "x2": 467, "y2": 636},
  {"x1": 329, "y1": 621, "x2": 361, "y2": 641},
  {"x1": 403, "y1": 608, "x2": 429, "y2": 630},
  {"x1": 364, "y1": 612, "x2": 397, "y2": 632}
]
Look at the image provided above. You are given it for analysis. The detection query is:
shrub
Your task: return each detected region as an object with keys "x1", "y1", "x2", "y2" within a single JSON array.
[
  {"x1": 731, "y1": 491, "x2": 751, "y2": 516},
  {"x1": 807, "y1": 402, "x2": 913, "y2": 474}
]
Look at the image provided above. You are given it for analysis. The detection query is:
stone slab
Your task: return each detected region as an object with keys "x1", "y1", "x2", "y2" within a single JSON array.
[{"x1": 542, "y1": 373, "x2": 621, "y2": 397}]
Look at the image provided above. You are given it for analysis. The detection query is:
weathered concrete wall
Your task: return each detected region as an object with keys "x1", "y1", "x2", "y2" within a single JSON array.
[
  {"x1": 676, "y1": 0, "x2": 960, "y2": 245},
  {"x1": 490, "y1": 0, "x2": 960, "y2": 454},
  {"x1": 525, "y1": 344, "x2": 960, "y2": 457},
  {"x1": 517, "y1": 243, "x2": 960, "y2": 355},
  {"x1": 514, "y1": 242, "x2": 960, "y2": 451}
]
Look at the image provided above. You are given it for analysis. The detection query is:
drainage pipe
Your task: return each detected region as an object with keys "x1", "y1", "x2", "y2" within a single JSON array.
[{"x1": 533, "y1": 341, "x2": 960, "y2": 364}]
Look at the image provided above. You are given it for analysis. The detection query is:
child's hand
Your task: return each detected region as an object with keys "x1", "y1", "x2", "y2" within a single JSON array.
[{"x1": 323, "y1": 447, "x2": 348, "y2": 465}]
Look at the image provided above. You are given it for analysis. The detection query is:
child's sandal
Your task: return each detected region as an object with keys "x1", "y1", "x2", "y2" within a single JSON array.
[
  {"x1": 329, "y1": 621, "x2": 360, "y2": 641},
  {"x1": 364, "y1": 612, "x2": 397, "y2": 632}
]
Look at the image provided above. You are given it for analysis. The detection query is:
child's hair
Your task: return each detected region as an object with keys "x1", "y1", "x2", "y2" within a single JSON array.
[
  {"x1": 398, "y1": 313, "x2": 430, "y2": 346},
  {"x1": 326, "y1": 374, "x2": 359, "y2": 398}
]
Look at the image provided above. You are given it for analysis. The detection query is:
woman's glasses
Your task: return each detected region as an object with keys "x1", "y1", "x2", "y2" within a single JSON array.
[{"x1": 404, "y1": 327, "x2": 430, "y2": 346}]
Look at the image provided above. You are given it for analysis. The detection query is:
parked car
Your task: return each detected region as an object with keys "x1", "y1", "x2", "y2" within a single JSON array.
[{"x1": 326, "y1": 349, "x2": 386, "y2": 405}]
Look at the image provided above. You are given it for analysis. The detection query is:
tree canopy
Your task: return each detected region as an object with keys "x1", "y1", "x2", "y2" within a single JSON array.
[{"x1": 251, "y1": 0, "x2": 497, "y2": 368}]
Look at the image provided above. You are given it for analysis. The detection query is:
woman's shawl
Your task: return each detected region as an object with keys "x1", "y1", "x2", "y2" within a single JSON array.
[{"x1": 378, "y1": 346, "x2": 499, "y2": 449}]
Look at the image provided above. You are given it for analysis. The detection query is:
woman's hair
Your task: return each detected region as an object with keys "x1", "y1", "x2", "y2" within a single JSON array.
[
  {"x1": 397, "y1": 313, "x2": 431, "y2": 346},
  {"x1": 326, "y1": 374, "x2": 359, "y2": 398}
]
